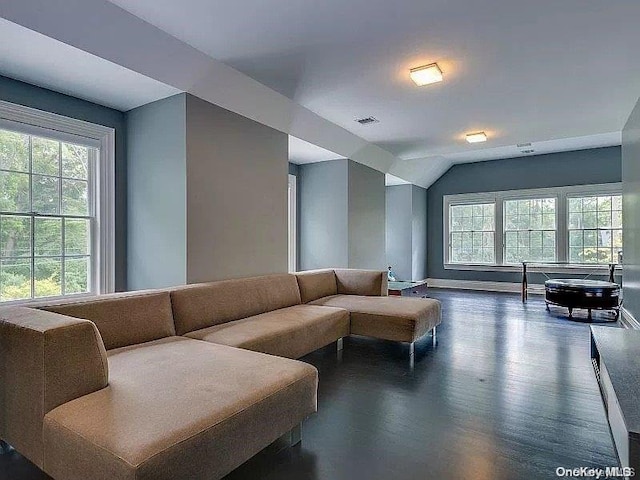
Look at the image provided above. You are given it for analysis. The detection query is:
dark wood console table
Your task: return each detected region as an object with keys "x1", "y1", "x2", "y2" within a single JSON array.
[{"x1": 591, "y1": 326, "x2": 640, "y2": 472}]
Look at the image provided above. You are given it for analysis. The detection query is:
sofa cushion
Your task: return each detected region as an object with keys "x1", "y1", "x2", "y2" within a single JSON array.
[
  {"x1": 170, "y1": 274, "x2": 301, "y2": 335},
  {"x1": 41, "y1": 291, "x2": 176, "y2": 350},
  {"x1": 43, "y1": 337, "x2": 317, "y2": 480},
  {"x1": 334, "y1": 269, "x2": 388, "y2": 296},
  {"x1": 185, "y1": 305, "x2": 350, "y2": 359},
  {"x1": 294, "y1": 270, "x2": 338, "y2": 304},
  {"x1": 310, "y1": 295, "x2": 441, "y2": 343}
]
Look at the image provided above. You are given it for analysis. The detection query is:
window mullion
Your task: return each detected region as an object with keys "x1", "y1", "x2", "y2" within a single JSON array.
[
  {"x1": 557, "y1": 192, "x2": 567, "y2": 262},
  {"x1": 495, "y1": 197, "x2": 504, "y2": 265}
]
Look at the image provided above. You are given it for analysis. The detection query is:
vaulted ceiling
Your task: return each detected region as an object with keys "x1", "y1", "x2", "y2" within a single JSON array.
[{"x1": 1, "y1": 0, "x2": 639, "y2": 187}]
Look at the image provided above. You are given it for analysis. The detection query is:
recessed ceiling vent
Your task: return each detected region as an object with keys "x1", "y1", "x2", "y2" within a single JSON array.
[
  {"x1": 517, "y1": 143, "x2": 532, "y2": 148},
  {"x1": 355, "y1": 116, "x2": 379, "y2": 125},
  {"x1": 521, "y1": 149, "x2": 535, "y2": 154}
]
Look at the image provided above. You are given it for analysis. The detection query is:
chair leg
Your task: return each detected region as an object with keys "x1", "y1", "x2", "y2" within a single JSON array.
[
  {"x1": 432, "y1": 326, "x2": 437, "y2": 347},
  {"x1": 336, "y1": 337, "x2": 343, "y2": 351}
]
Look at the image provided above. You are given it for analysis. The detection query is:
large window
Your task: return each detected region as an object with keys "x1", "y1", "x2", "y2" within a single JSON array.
[
  {"x1": 0, "y1": 130, "x2": 94, "y2": 301},
  {"x1": 444, "y1": 184, "x2": 622, "y2": 269},
  {"x1": 449, "y1": 203, "x2": 495, "y2": 264},
  {"x1": 504, "y1": 198, "x2": 556, "y2": 263},
  {"x1": 0, "y1": 101, "x2": 115, "y2": 303},
  {"x1": 568, "y1": 194, "x2": 623, "y2": 264}
]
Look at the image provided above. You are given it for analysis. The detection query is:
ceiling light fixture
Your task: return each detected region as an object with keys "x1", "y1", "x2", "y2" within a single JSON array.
[
  {"x1": 466, "y1": 132, "x2": 488, "y2": 143},
  {"x1": 409, "y1": 63, "x2": 443, "y2": 86}
]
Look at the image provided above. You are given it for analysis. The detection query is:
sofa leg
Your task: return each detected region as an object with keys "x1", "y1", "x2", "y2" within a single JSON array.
[
  {"x1": 290, "y1": 423, "x2": 302, "y2": 446},
  {"x1": 0, "y1": 440, "x2": 13, "y2": 454},
  {"x1": 432, "y1": 326, "x2": 437, "y2": 347},
  {"x1": 270, "y1": 423, "x2": 302, "y2": 454},
  {"x1": 336, "y1": 337, "x2": 344, "y2": 351}
]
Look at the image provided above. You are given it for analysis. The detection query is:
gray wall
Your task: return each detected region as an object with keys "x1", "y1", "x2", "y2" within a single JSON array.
[
  {"x1": 0, "y1": 75, "x2": 128, "y2": 290},
  {"x1": 386, "y1": 185, "x2": 413, "y2": 280},
  {"x1": 299, "y1": 160, "x2": 349, "y2": 269},
  {"x1": 412, "y1": 185, "x2": 428, "y2": 280},
  {"x1": 427, "y1": 146, "x2": 622, "y2": 282},
  {"x1": 348, "y1": 161, "x2": 386, "y2": 270},
  {"x1": 186, "y1": 94, "x2": 289, "y2": 282},
  {"x1": 385, "y1": 184, "x2": 427, "y2": 281},
  {"x1": 126, "y1": 94, "x2": 187, "y2": 289},
  {"x1": 623, "y1": 98, "x2": 640, "y2": 320},
  {"x1": 299, "y1": 159, "x2": 385, "y2": 270}
]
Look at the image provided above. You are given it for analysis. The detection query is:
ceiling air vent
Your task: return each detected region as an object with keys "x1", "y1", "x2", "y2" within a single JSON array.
[
  {"x1": 355, "y1": 116, "x2": 380, "y2": 125},
  {"x1": 521, "y1": 149, "x2": 535, "y2": 154},
  {"x1": 517, "y1": 142, "x2": 532, "y2": 148}
]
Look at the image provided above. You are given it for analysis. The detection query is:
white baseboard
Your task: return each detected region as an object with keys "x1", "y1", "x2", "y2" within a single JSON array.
[
  {"x1": 621, "y1": 307, "x2": 640, "y2": 329},
  {"x1": 427, "y1": 278, "x2": 545, "y2": 295}
]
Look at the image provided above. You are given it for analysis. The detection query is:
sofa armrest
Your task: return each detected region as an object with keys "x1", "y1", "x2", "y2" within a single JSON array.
[
  {"x1": 0, "y1": 307, "x2": 109, "y2": 467},
  {"x1": 334, "y1": 269, "x2": 388, "y2": 297}
]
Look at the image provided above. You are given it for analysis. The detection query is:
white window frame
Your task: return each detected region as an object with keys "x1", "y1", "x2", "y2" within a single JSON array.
[
  {"x1": 443, "y1": 183, "x2": 622, "y2": 273},
  {"x1": 0, "y1": 100, "x2": 115, "y2": 304},
  {"x1": 288, "y1": 174, "x2": 297, "y2": 273}
]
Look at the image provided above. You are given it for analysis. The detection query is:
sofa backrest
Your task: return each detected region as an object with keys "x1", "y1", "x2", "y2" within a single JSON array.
[
  {"x1": 171, "y1": 274, "x2": 302, "y2": 335},
  {"x1": 334, "y1": 269, "x2": 388, "y2": 296},
  {"x1": 41, "y1": 291, "x2": 176, "y2": 350},
  {"x1": 294, "y1": 270, "x2": 338, "y2": 303},
  {"x1": 0, "y1": 307, "x2": 108, "y2": 468}
]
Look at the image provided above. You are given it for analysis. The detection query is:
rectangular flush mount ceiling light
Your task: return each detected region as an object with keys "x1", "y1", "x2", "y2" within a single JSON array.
[
  {"x1": 410, "y1": 63, "x2": 443, "y2": 86},
  {"x1": 466, "y1": 132, "x2": 488, "y2": 143}
]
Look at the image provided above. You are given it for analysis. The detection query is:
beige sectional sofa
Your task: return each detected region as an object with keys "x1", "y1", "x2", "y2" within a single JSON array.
[{"x1": 0, "y1": 269, "x2": 441, "y2": 480}]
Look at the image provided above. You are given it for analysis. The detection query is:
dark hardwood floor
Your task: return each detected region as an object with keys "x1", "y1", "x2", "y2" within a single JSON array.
[{"x1": 1, "y1": 289, "x2": 619, "y2": 480}]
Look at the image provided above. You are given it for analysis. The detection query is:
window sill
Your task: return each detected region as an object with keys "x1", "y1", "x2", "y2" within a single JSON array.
[
  {"x1": 444, "y1": 263, "x2": 622, "y2": 274},
  {"x1": 0, "y1": 292, "x2": 97, "y2": 308}
]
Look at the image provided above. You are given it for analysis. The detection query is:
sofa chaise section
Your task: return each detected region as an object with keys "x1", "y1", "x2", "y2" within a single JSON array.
[
  {"x1": 43, "y1": 337, "x2": 317, "y2": 480},
  {"x1": 296, "y1": 269, "x2": 442, "y2": 351},
  {"x1": 172, "y1": 274, "x2": 349, "y2": 358}
]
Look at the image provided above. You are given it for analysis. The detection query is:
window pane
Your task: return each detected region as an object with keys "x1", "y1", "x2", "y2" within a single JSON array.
[
  {"x1": 32, "y1": 175, "x2": 60, "y2": 214},
  {"x1": 568, "y1": 198, "x2": 582, "y2": 213},
  {"x1": 62, "y1": 143, "x2": 89, "y2": 179},
  {"x1": 583, "y1": 197, "x2": 597, "y2": 211},
  {"x1": 62, "y1": 179, "x2": 89, "y2": 215},
  {"x1": 0, "y1": 215, "x2": 31, "y2": 257},
  {"x1": 584, "y1": 230, "x2": 597, "y2": 247},
  {"x1": 65, "y1": 219, "x2": 90, "y2": 255},
  {"x1": 569, "y1": 230, "x2": 583, "y2": 247},
  {"x1": 0, "y1": 171, "x2": 30, "y2": 212},
  {"x1": 597, "y1": 211, "x2": 611, "y2": 229},
  {"x1": 34, "y1": 217, "x2": 62, "y2": 256},
  {"x1": 614, "y1": 230, "x2": 623, "y2": 249},
  {"x1": 32, "y1": 137, "x2": 60, "y2": 176},
  {"x1": 64, "y1": 257, "x2": 89, "y2": 294},
  {"x1": 0, "y1": 258, "x2": 31, "y2": 301},
  {"x1": 583, "y1": 211, "x2": 597, "y2": 229},
  {"x1": 0, "y1": 130, "x2": 29, "y2": 172},
  {"x1": 34, "y1": 257, "x2": 61, "y2": 298}
]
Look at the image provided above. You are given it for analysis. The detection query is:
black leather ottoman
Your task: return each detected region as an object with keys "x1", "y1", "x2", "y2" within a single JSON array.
[{"x1": 544, "y1": 279, "x2": 620, "y2": 319}]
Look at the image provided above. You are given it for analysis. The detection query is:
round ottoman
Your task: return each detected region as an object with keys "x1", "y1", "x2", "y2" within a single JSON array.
[{"x1": 544, "y1": 279, "x2": 620, "y2": 319}]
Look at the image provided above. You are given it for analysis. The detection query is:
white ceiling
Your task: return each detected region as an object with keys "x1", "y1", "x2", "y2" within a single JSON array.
[
  {"x1": 0, "y1": 18, "x2": 179, "y2": 111},
  {"x1": 106, "y1": 0, "x2": 640, "y2": 164},
  {"x1": 1, "y1": 0, "x2": 639, "y2": 187}
]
